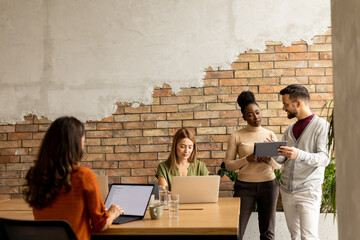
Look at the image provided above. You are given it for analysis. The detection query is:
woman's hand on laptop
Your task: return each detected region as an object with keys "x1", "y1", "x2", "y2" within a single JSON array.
[{"x1": 102, "y1": 204, "x2": 124, "y2": 231}]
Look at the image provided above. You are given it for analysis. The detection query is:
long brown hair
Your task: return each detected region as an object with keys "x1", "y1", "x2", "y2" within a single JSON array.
[
  {"x1": 167, "y1": 128, "x2": 197, "y2": 173},
  {"x1": 24, "y1": 116, "x2": 85, "y2": 209}
]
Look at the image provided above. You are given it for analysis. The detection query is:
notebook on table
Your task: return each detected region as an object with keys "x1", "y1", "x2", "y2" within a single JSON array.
[
  {"x1": 171, "y1": 175, "x2": 220, "y2": 204},
  {"x1": 104, "y1": 183, "x2": 154, "y2": 224}
]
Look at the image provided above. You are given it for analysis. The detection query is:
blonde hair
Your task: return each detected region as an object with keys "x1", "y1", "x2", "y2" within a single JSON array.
[{"x1": 167, "y1": 128, "x2": 197, "y2": 173}]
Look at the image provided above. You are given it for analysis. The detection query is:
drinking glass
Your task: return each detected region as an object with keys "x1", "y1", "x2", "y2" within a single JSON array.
[
  {"x1": 158, "y1": 185, "x2": 168, "y2": 206},
  {"x1": 168, "y1": 193, "x2": 179, "y2": 220}
]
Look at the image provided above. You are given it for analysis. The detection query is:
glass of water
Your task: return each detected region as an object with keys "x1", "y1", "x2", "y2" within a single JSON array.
[
  {"x1": 168, "y1": 193, "x2": 179, "y2": 220},
  {"x1": 159, "y1": 185, "x2": 168, "y2": 206}
]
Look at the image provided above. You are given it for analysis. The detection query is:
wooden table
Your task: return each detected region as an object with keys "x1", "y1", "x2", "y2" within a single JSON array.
[{"x1": 0, "y1": 197, "x2": 240, "y2": 240}]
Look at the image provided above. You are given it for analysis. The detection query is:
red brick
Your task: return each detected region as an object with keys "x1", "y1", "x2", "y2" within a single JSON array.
[
  {"x1": 131, "y1": 168, "x2": 156, "y2": 176},
  {"x1": 205, "y1": 71, "x2": 233, "y2": 79},
  {"x1": 310, "y1": 93, "x2": 333, "y2": 100},
  {"x1": 308, "y1": 44, "x2": 332, "y2": 52},
  {"x1": 248, "y1": 77, "x2": 279, "y2": 85},
  {"x1": 181, "y1": 120, "x2": 208, "y2": 128},
  {"x1": 1, "y1": 148, "x2": 28, "y2": 155},
  {"x1": 202, "y1": 79, "x2": 219, "y2": 87},
  {"x1": 207, "y1": 103, "x2": 236, "y2": 111},
  {"x1": 124, "y1": 122, "x2": 156, "y2": 130},
  {"x1": 145, "y1": 160, "x2": 161, "y2": 168},
  {"x1": 141, "y1": 113, "x2": 167, "y2": 121},
  {"x1": 106, "y1": 154, "x2": 130, "y2": 161},
  {"x1": 269, "y1": 117, "x2": 297, "y2": 125},
  {"x1": 197, "y1": 143, "x2": 222, "y2": 151},
  {"x1": 0, "y1": 141, "x2": 21, "y2": 148},
  {"x1": 152, "y1": 89, "x2": 174, "y2": 97},
  {"x1": 234, "y1": 70, "x2": 262, "y2": 78},
  {"x1": 85, "y1": 154, "x2": 105, "y2": 161},
  {"x1": 210, "y1": 118, "x2": 237, "y2": 127},
  {"x1": 143, "y1": 129, "x2": 168, "y2": 137},
  {"x1": 38, "y1": 124, "x2": 50, "y2": 132},
  {"x1": 114, "y1": 114, "x2": 140, "y2": 122},
  {"x1": 88, "y1": 116, "x2": 114, "y2": 123},
  {"x1": 0, "y1": 134, "x2": 6, "y2": 141},
  {"x1": 118, "y1": 161, "x2": 143, "y2": 169},
  {"x1": 8, "y1": 133, "x2": 32, "y2": 140},
  {"x1": 316, "y1": 85, "x2": 333, "y2": 92},
  {"x1": 191, "y1": 95, "x2": 217, "y2": 103},
  {"x1": 153, "y1": 137, "x2": 172, "y2": 144},
  {"x1": 230, "y1": 62, "x2": 249, "y2": 70},
  {"x1": 130, "y1": 153, "x2": 157, "y2": 161},
  {"x1": 0, "y1": 187, "x2": 19, "y2": 194},
  {"x1": 210, "y1": 135, "x2": 230, "y2": 143},
  {"x1": 289, "y1": 53, "x2": 319, "y2": 60},
  {"x1": 204, "y1": 87, "x2": 232, "y2": 95},
  {"x1": 115, "y1": 145, "x2": 139, "y2": 153},
  {"x1": 125, "y1": 106, "x2": 151, "y2": 114},
  {"x1": 21, "y1": 155, "x2": 37, "y2": 163},
  {"x1": 33, "y1": 132, "x2": 45, "y2": 140},
  {"x1": 107, "y1": 169, "x2": 130, "y2": 177},
  {"x1": 260, "y1": 53, "x2": 289, "y2": 61},
  {"x1": 194, "y1": 111, "x2": 220, "y2": 119},
  {"x1": 15, "y1": 125, "x2": 38, "y2": 132},
  {"x1": 236, "y1": 54, "x2": 259, "y2": 62},
  {"x1": 280, "y1": 77, "x2": 308, "y2": 85},
  {"x1": 140, "y1": 144, "x2": 168, "y2": 152},
  {"x1": 254, "y1": 94, "x2": 278, "y2": 101},
  {"x1": 22, "y1": 140, "x2": 41, "y2": 148},
  {"x1": 85, "y1": 138, "x2": 101, "y2": 146},
  {"x1": 88, "y1": 146, "x2": 114, "y2": 154},
  {"x1": 28, "y1": 148, "x2": 39, "y2": 155},
  {"x1": 6, "y1": 163, "x2": 33, "y2": 171},
  {"x1": 102, "y1": 138, "x2": 127, "y2": 146},
  {"x1": 275, "y1": 45, "x2": 307, "y2": 53},
  {"x1": 152, "y1": 105, "x2": 178, "y2": 113},
  {"x1": 167, "y1": 112, "x2": 193, "y2": 120},
  {"x1": 296, "y1": 68, "x2": 324, "y2": 76},
  {"x1": 309, "y1": 60, "x2": 333, "y2": 68},
  {"x1": 157, "y1": 121, "x2": 182, "y2": 129},
  {"x1": 219, "y1": 79, "x2": 247, "y2": 87},
  {"x1": 86, "y1": 131, "x2": 113, "y2": 138},
  {"x1": 84, "y1": 123, "x2": 97, "y2": 131},
  {"x1": 1, "y1": 171, "x2": 20, "y2": 178},
  {"x1": 231, "y1": 86, "x2": 258, "y2": 95},
  {"x1": 220, "y1": 110, "x2": 240, "y2": 119},
  {"x1": 264, "y1": 69, "x2": 295, "y2": 77},
  {"x1": 309, "y1": 76, "x2": 333, "y2": 84},
  {"x1": 249, "y1": 62, "x2": 274, "y2": 69},
  {"x1": 121, "y1": 177, "x2": 147, "y2": 184},
  {"x1": 161, "y1": 96, "x2": 190, "y2": 105},
  {"x1": 275, "y1": 61, "x2": 307, "y2": 69},
  {"x1": 128, "y1": 137, "x2": 152, "y2": 145},
  {"x1": 114, "y1": 130, "x2": 142, "y2": 137},
  {"x1": 96, "y1": 123, "x2": 122, "y2": 130},
  {"x1": 176, "y1": 88, "x2": 203, "y2": 96},
  {"x1": 259, "y1": 85, "x2": 285, "y2": 94},
  {"x1": 179, "y1": 103, "x2": 206, "y2": 112},
  {"x1": 0, "y1": 156, "x2": 20, "y2": 163},
  {"x1": 197, "y1": 127, "x2": 226, "y2": 135},
  {"x1": 325, "y1": 68, "x2": 333, "y2": 76},
  {"x1": 268, "y1": 101, "x2": 283, "y2": 109},
  {"x1": 312, "y1": 35, "x2": 325, "y2": 44},
  {"x1": 320, "y1": 52, "x2": 332, "y2": 60},
  {"x1": 16, "y1": 115, "x2": 33, "y2": 125},
  {"x1": 93, "y1": 161, "x2": 118, "y2": 169}
]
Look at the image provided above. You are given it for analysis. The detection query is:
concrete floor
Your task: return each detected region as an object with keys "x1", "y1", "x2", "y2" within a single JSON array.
[{"x1": 243, "y1": 212, "x2": 338, "y2": 240}]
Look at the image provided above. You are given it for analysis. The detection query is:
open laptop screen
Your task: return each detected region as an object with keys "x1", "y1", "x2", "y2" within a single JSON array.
[{"x1": 104, "y1": 184, "x2": 153, "y2": 216}]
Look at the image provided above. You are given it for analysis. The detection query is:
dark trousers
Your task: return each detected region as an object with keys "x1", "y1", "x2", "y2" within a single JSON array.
[{"x1": 234, "y1": 179, "x2": 279, "y2": 240}]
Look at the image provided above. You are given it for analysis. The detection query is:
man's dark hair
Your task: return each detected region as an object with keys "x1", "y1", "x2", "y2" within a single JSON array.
[{"x1": 280, "y1": 84, "x2": 310, "y2": 102}]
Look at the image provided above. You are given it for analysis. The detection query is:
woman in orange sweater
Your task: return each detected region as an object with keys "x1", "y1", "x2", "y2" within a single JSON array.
[{"x1": 24, "y1": 116, "x2": 123, "y2": 240}]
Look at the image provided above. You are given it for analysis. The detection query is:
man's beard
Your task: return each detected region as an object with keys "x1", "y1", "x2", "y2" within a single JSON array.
[{"x1": 287, "y1": 109, "x2": 298, "y2": 119}]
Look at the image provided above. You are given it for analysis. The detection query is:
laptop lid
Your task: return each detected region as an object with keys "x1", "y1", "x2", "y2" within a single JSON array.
[
  {"x1": 171, "y1": 175, "x2": 220, "y2": 204},
  {"x1": 104, "y1": 184, "x2": 154, "y2": 218}
]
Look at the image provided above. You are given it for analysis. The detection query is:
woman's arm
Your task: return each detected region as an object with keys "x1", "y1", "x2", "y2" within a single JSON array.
[
  {"x1": 100, "y1": 204, "x2": 123, "y2": 232},
  {"x1": 158, "y1": 176, "x2": 168, "y2": 189}
]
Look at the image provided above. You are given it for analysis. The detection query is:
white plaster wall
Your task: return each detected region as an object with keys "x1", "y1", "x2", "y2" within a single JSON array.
[
  {"x1": 332, "y1": 0, "x2": 360, "y2": 239},
  {"x1": 0, "y1": 0, "x2": 330, "y2": 123}
]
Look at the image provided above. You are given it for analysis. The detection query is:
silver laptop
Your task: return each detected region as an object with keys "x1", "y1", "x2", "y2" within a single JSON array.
[
  {"x1": 171, "y1": 175, "x2": 220, "y2": 204},
  {"x1": 104, "y1": 183, "x2": 154, "y2": 224}
]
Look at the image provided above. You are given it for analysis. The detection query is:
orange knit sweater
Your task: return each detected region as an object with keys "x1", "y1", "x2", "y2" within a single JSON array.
[{"x1": 33, "y1": 166, "x2": 109, "y2": 240}]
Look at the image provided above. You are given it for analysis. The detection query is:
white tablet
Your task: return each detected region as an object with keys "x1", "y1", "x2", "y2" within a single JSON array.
[{"x1": 253, "y1": 141, "x2": 287, "y2": 157}]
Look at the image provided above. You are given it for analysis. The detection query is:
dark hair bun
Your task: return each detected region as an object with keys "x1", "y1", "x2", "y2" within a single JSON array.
[{"x1": 237, "y1": 91, "x2": 256, "y2": 110}]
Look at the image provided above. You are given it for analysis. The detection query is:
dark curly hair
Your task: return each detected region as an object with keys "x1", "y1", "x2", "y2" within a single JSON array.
[
  {"x1": 237, "y1": 91, "x2": 258, "y2": 116},
  {"x1": 24, "y1": 116, "x2": 85, "y2": 209}
]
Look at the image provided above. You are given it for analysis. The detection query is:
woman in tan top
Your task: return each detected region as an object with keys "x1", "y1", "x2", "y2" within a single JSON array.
[{"x1": 225, "y1": 91, "x2": 280, "y2": 240}]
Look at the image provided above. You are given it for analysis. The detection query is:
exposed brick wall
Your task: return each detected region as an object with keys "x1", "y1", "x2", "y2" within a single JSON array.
[{"x1": 0, "y1": 28, "x2": 333, "y2": 200}]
